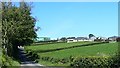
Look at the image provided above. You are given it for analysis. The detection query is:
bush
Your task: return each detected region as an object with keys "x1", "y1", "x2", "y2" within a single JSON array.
[
  {"x1": 70, "y1": 56, "x2": 120, "y2": 68},
  {"x1": 0, "y1": 48, "x2": 19, "y2": 67},
  {"x1": 109, "y1": 55, "x2": 120, "y2": 67},
  {"x1": 38, "y1": 56, "x2": 71, "y2": 64},
  {"x1": 1, "y1": 54, "x2": 20, "y2": 67},
  {"x1": 25, "y1": 50, "x2": 40, "y2": 62},
  {"x1": 38, "y1": 55, "x2": 120, "y2": 67},
  {"x1": 70, "y1": 56, "x2": 111, "y2": 68},
  {"x1": 116, "y1": 37, "x2": 120, "y2": 42}
]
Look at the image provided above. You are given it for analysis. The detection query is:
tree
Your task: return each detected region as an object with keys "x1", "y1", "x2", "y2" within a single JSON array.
[
  {"x1": 1, "y1": 1, "x2": 38, "y2": 58},
  {"x1": 60, "y1": 37, "x2": 67, "y2": 42},
  {"x1": 89, "y1": 34, "x2": 95, "y2": 39},
  {"x1": 116, "y1": 37, "x2": 120, "y2": 42},
  {"x1": 2, "y1": 2, "x2": 15, "y2": 57}
]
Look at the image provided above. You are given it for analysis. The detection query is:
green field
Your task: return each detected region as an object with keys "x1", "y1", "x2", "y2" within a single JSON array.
[
  {"x1": 25, "y1": 41, "x2": 93, "y2": 52},
  {"x1": 39, "y1": 42, "x2": 118, "y2": 58},
  {"x1": 25, "y1": 42, "x2": 118, "y2": 66}
]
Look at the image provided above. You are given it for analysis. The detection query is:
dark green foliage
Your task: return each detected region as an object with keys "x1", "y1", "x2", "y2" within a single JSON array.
[
  {"x1": 26, "y1": 50, "x2": 39, "y2": 62},
  {"x1": 2, "y1": 1, "x2": 37, "y2": 58},
  {"x1": 108, "y1": 55, "x2": 120, "y2": 67},
  {"x1": 39, "y1": 56, "x2": 69, "y2": 64},
  {"x1": 116, "y1": 37, "x2": 120, "y2": 42},
  {"x1": 35, "y1": 40, "x2": 59, "y2": 45},
  {"x1": 60, "y1": 37, "x2": 67, "y2": 42},
  {"x1": 70, "y1": 56, "x2": 120, "y2": 68},
  {"x1": 89, "y1": 34, "x2": 95, "y2": 39},
  {"x1": 33, "y1": 41, "x2": 65, "y2": 46},
  {"x1": 1, "y1": 49, "x2": 20, "y2": 67},
  {"x1": 71, "y1": 56, "x2": 109, "y2": 68},
  {"x1": 94, "y1": 37, "x2": 104, "y2": 42},
  {"x1": 69, "y1": 56, "x2": 74, "y2": 62},
  {"x1": 1, "y1": 1, "x2": 38, "y2": 67}
]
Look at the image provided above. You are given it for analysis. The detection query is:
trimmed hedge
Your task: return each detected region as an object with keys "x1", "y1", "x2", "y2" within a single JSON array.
[
  {"x1": 70, "y1": 56, "x2": 109, "y2": 68},
  {"x1": 39, "y1": 56, "x2": 70, "y2": 64},
  {"x1": 70, "y1": 56, "x2": 120, "y2": 68}
]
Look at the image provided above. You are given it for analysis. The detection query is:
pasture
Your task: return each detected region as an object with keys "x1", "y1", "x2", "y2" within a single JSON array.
[
  {"x1": 25, "y1": 41, "x2": 93, "y2": 52},
  {"x1": 25, "y1": 42, "x2": 118, "y2": 66},
  {"x1": 39, "y1": 42, "x2": 118, "y2": 58}
]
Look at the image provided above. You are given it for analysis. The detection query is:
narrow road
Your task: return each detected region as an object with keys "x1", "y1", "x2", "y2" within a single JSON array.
[{"x1": 18, "y1": 46, "x2": 44, "y2": 68}]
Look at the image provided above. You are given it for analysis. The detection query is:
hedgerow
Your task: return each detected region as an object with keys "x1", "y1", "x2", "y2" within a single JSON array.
[
  {"x1": 1, "y1": 49, "x2": 20, "y2": 68},
  {"x1": 70, "y1": 56, "x2": 120, "y2": 68}
]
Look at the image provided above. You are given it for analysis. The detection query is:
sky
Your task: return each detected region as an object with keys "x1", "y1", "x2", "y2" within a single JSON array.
[
  {"x1": 2, "y1": 0, "x2": 119, "y2": 2},
  {"x1": 30, "y1": 2, "x2": 118, "y2": 39},
  {"x1": 14, "y1": 2, "x2": 118, "y2": 39}
]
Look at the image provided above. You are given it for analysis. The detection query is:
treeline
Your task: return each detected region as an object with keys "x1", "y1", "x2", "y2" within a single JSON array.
[
  {"x1": 33, "y1": 40, "x2": 66, "y2": 45},
  {"x1": 1, "y1": 1, "x2": 38, "y2": 67},
  {"x1": 35, "y1": 40, "x2": 58, "y2": 43}
]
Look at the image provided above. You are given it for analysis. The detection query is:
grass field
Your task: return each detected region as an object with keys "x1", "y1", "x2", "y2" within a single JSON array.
[
  {"x1": 25, "y1": 41, "x2": 93, "y2": 52},
  {"x1": 25, "y1": 42, "x2": 118, "y2": 66},
  {"x1": 39, "y1": 42, "x2": 118, "y2": 58}
]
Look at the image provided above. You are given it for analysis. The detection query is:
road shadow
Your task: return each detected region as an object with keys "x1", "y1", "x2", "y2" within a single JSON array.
[{"x1": 18, "y1": 47, "x2": 36, "y2": 64}]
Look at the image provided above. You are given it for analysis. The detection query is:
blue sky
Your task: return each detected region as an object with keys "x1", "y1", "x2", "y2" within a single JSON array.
[{"x1": 14, "y1": 2, "x2": 118, "y2": 39}]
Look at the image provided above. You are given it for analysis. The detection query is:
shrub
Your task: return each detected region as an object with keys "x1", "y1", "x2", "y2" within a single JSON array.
[
  {"x1": 70, "y1": 56, "x2": 111, "y2": 68},
  {"x1": 108, "y1": 55, "x2": 120, "y2": 67},
  {"x1": 1, "y1": 54, "x2": 20, "y2": 67},
  {"x1": 116, "y1": 37, "x2": 120, "y2": 42},
  {"x1": 25, "y1": 50, "x2": 39, "y2": 62},
  {"x1": 71, "y1": 56, "x2": 120, "y2": 67}
]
